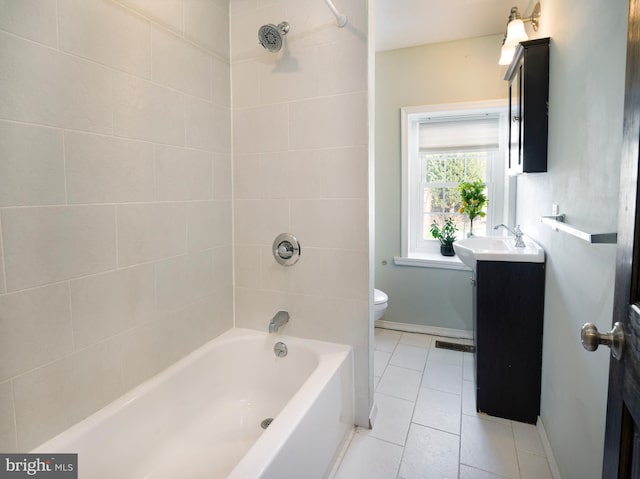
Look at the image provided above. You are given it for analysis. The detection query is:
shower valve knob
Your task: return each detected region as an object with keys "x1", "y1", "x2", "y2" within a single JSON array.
[{"x1": 273, "y1": 233, "x2": 301, "y2": 266}]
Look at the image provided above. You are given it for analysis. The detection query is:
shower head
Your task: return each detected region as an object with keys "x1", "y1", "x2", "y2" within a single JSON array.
[{"x1": 258, "y1": 21, "x2": 290, "y2": 52}]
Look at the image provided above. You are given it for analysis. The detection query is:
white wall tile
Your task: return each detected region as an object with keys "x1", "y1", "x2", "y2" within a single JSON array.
[
  {"x1": 290, "y1": 199, "x2": 368, "y2": 249},
  {"x1": 187, "y1": 200, "x2": 232, "y2": 251},
  {"x1": 0, "y1": 381, "x2": 16, "y2": 453},
  {"x1": 234, "y1": 199, "x2": 290, "y2": 245},
  {"x1": 0, "y1": 283, "x2": 73, "y2": 383},
  {"x1": 289, "y1": 93, "x2": 367, "y2": 149},
  {"x1": 117, "y1": 203, "x2": 186, "y2": 266},
  {"x1": 0, "y1": 0, "x2": 57, "y2": 46},
  {"x1": 234, "y1": 244, "x2": 261, "y2": 288},
  {"x1": 230, "y1": 60, "x2": 260, "y2": 109},
  {"x1": 258, "y1": 43, "x2": 320, "y2": 104},
  {"x1": 233, "y1": 154, "x2": 261, "y2": 199},
  {"x1": 120, "y1": 293, "x2": 227, "y2": 390},
  {"x1": 316, "y1": 36, "x2": 367, "y2": 96},
  {"x1": 13, "y1": 338, "x2": 124, "y2": 451},
  {"x1": 113, "y1": 71, "x2": 184, "y2": 145},
  {"x1": 319, "y1": 147, "x2": 368, "y2": 199},
  {"x1": 65, "y1": 131, "x2": 155, "y2": 204},
  {"x1": 155, "y1": 146, "x2": 213, "y2": 201},
  {"x1": 58, "y1": 0, "x2": 152, "y2": 78},
  {"x1": 260, "y1": 151, "x2": 323, "y2": 199},
  {"x1": 185, "y1": 0, "x2": 230, "y2": 59},
  {"x1": 234, "y1": 287, "x2": 287, "y2": 331},
  {"x1": 118, "y1": 0, "x2": 184, "y2": 34},
  {"x1": 212, "y1": 245, "x2": 233, "y2": 290},
  {"x1": 184, "y1": 95, "x2": 231, "y2": 152},
  {"x1": 0, "y1": 32, "x2": 112, "y2": 133},
  {"x1": 0, "y1": 220, "x2": 5, "y2": 294},
  {"x1": 212, "y1": 153, "x2": 232, "y2": 199},
  {"x1": 0, "y1": 121, "x2": 65, "y2": 207},
  {"x1": 233, "y1": 104, "x2": 289, "y2": 155},
  {"x1": 212, "y1": 56, "x2": 231, "y2": 107},
  {"x1": 152, "y1": 27, "x2": 212, "y2": 100},
  {"x1": 70, "y1": 264, "x2": 155, "y2": 350},
  {"x1": 2, "y1": 206, "x2": 117, "y2": 292},
  {"x1": 155, "y1": 250, "x2": 214, "y2": 314}
]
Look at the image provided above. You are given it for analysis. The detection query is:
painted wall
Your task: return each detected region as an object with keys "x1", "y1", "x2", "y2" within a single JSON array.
[
  {"x1": 0, "y1": 0, "x2": 232, "y2": 451},
  {"x1": 229, "y1": 0, "x2": 370, "y2": 425},
  {"x1": 516, "y1": 0, "x2": 628, "y2": 477},
  {"x1": 375, "y1": 35, "x2": 506, "y2": 331}
]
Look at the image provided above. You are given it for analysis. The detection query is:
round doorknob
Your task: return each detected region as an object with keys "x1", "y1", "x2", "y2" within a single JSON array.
[{"x1": 580, "y1": 322, "x2": 625, "y2": 360}]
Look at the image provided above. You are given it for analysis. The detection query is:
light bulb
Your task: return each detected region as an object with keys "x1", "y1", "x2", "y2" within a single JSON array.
[
  {"x1": 498, "y1": 44, "x2": 516, "y2": 65},
  {"x1": 504, "y1": 19, "x2": 528, "y2": 46}
]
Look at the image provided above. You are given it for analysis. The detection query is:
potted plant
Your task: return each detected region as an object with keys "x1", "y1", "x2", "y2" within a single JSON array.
[
  {"x1": 430, "y1": 217, "x2": 457, "y2": 256},
  {"x1": 459, "y1": 180, "x2": 488, "y2": 236}
]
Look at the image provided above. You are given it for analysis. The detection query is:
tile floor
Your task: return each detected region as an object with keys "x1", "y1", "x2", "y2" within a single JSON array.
[{"x1": 333, "y1": 328, "x2": 553, "y2": 479}]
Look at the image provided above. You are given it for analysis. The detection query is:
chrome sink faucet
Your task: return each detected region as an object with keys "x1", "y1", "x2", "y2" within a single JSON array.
[
  {"x1": 494, "y1": 224, "x2": 526, "y2": 248},
  {"x1": 269, "y1": 310, "x2": 290, "y2": 333}
]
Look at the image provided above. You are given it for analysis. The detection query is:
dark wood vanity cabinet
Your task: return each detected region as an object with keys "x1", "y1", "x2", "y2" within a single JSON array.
[
  {"x1": 474, "y1": 261, "x2": 545, "y2": 424},
  {"x1": 506, "y1": 37, "x2": 550, "y2": 174}
]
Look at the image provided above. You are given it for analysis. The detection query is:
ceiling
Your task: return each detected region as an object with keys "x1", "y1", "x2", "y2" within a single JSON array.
[{"x1": 375, "y1": 0, "x2": 535, "y2": 52}]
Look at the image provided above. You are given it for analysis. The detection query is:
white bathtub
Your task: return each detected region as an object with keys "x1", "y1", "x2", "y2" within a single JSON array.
[{"x1": 33, "y1": 328, "x2": 354, "y2": 478}]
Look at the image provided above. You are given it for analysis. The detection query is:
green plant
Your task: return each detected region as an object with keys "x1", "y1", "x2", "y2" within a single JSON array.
[
  {"x1": 458, "y1": 180, "x2": 488, "y2": 221},
  {"x1": 430, "y1": 217, "x2": 457, "y2": 246}
]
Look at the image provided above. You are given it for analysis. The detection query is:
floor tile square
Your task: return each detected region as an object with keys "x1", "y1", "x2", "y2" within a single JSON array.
[
  {"x1": 459, "y1": 464, "x2": 506, "y2": 478},
  {"x1": 461, "y1": 415, "x2": 519, "y2": 478},
  {"x1": 422, "y1": 361, "x2": 463, "y2": 395},
  {"x1": 374, "y1": 350, "x2": 392, "y2": 377},
  {"x1": 512, "y1": 421, "x2": 545, "y2": 456},
  {"x1": 375, "y1": 328, "x2": 401, "y2": 353},
  {"x1": 377, "y1": 365, "x2": 422, "y2": 401},
  {"x1": 399, "y1": 423, "x2": 460, "y2": 479},
  {"x1": 413, "y1": 387, "x2": 461, "y2": 435},
  {"x1": 335, "y1": 431, "x2": 403, "y2": 479},
  {"x1": 518, "y1": 450, "x2": 552, "y2": 479},
  {"x1": 390, "y1": 344, "x2": 428, "y2": 371},
  {"x1": 399, "y1": 332, "x2": 432, "y2": 348},
  {"x1": 427, "y1": 346, "x2": 464, "y2": 366},
  {"x1": 367, "y1": 393, "x2": 415, "y2": 446}
]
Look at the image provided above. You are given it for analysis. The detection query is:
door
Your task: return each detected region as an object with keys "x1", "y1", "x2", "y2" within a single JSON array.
[{"x1": 596, "y1": 0, "x2": 640, "y2": 476}]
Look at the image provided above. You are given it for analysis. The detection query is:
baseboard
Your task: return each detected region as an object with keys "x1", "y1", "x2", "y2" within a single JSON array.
[
  {"x1": 537, "y1": 416, "x2": 562, "y2": 479},
  {"x1": 375, "y1": 319, "x2": 473, "y2": 340}
]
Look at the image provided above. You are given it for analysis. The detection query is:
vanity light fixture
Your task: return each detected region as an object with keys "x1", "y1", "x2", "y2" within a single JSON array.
[{"x1": 498, "y1": 1, "x2": 542, "y2": 65}]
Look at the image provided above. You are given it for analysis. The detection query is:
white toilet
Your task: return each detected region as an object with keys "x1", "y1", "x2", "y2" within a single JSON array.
[{"x1": 374, "y1": 288, "x2": 389, "y2": 322}]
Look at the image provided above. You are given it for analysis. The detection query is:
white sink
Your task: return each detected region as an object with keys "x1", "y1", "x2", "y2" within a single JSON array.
[{"x1": 453, "y1": 235, "x2": 545, "y2": 271}]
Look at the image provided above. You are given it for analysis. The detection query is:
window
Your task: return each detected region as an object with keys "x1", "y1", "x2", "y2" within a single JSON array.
[{"x1": 400, "y1": 101, "x2": 509, "y2": 261}]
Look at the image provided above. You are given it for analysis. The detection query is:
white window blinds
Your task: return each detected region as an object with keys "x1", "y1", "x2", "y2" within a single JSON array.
[{"x1": 418, "y1": 114, "x2": 501, "y2": 153}]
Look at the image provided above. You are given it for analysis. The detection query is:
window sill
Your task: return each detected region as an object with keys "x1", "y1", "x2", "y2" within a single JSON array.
[{"x1": 394, "y1": 254, "x2": 472, "y2": 271}]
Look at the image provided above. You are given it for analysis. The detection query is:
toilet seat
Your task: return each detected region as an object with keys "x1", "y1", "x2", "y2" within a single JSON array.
[{"x1": 374, "y1": 289, "x2": 388, "y2": 305}]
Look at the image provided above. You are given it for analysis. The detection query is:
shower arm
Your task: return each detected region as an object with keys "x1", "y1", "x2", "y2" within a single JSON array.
[{"x1": 323, "y1": 0, "x2": 348, "y2": 27}]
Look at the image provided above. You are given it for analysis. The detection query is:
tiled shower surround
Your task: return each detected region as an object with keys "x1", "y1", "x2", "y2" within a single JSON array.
[
  {"x1": 230, "y1": 0, "x2": 370, "y2": 426},
  {"x1": 0, "y1": 0, "x2": 370, "y2": 452}
]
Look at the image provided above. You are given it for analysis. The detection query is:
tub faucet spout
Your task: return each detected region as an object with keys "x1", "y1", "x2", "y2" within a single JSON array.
[
  {"x1": 494, "y1": 224, "x2": 526, "y2": 248},
  {"x1": 269, "y1": 310, "x2": 290, "y2": 333}
]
